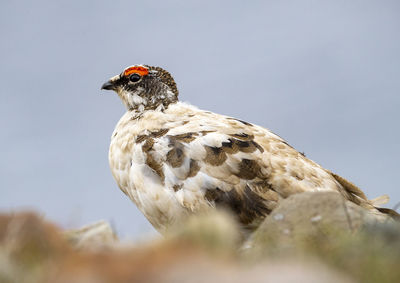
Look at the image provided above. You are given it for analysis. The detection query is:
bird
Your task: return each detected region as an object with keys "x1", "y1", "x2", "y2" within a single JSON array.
[{"x1": 102, "y1": 64, "x2": 398, "y2": 235}]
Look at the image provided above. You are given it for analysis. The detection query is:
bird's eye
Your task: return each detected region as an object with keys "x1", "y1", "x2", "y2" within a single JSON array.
[{"x1": 129, "y1": 73, "x2": 141, "y2": 82}]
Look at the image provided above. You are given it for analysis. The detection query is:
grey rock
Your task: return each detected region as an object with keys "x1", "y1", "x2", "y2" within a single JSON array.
[{"x1": 252, "y1": 191, "x2": 392, "y2": 245}]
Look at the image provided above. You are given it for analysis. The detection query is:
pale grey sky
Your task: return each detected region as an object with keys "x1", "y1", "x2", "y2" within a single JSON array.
[{"x1": 1, "y1": 1, "x2": 399, "y2": 238}]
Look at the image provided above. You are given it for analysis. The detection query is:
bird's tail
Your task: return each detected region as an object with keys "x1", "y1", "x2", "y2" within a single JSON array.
[
  {"x1": 375, "y1": 207, "x2": 400, "y2": 221},
  {"x1": 329, "y1": 171, "x2": 400, "y2": 221}
]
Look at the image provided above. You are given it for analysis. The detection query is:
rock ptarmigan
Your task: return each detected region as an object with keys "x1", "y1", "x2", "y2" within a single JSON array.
[{"x1": 101, "y1": 65, "x2": 398, "y2": 235}]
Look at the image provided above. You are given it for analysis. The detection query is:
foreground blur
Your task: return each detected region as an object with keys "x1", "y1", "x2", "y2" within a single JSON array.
[{"x1": 1, "y1": 192, "x2": 400, "y2": 283}]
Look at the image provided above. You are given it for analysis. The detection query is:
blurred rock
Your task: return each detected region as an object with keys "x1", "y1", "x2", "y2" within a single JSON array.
[
  {"x1": 252, "y1": 191, "x2": 392, "y2": 247},
  {"x1": 65, "y1": 220, "x2": 118, "y2": 251}
]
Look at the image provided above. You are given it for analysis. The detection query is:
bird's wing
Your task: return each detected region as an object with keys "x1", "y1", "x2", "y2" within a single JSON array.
[{"x1": 133, "y1": 108, "x2": 349, "y2": 229}]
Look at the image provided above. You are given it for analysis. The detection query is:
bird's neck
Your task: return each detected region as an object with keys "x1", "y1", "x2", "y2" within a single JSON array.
[{"x1": 118, "y1": 88, "x2": 178, "y2": 113}]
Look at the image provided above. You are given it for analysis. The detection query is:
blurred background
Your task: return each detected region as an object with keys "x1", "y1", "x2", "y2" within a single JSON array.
[{"x1": 1, "y1": 0, "x2": 399, "y2": 239}]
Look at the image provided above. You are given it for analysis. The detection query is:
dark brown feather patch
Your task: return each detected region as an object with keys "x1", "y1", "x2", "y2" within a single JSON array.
[
  {"x1": 221, "y1": 139, "x2": 240, "y2": 154},
  {"x1": 252, "y1": 141, "x2": 264, "y2": 153},
  {"x1": 187, "y1": 159, "x2": 200, "y2": 178},
  {"x1": 173, "y1": 184, "x2": 183, "y2": 192},
  {"x1": 142, "y1": 138, "x2": 155, "y2": 152},
  {"x1": 136, "y1": 129, "x2": 169, "y2": 144},
  {"x1": 235, "y1": 159, "x2": 264, "y2": 180},
  {"x1": 230, "y1": 133, "x2": 254, "y2": 141},
  {"x1": 227, "y1": 117, "x2": 253, "y2": 126},
  {"x1": 204, "y1": 146, "x2": 227, "y2": 166},
  {"x1": 166, "y1": 147, "x2": 185, "y2": 168},
  {"x1": 169, "y1": 132, "x2": 198, "y2": 143},
  {"x1": 205, "y1": 186, "x2": 271, "y2": 225},
  {"x1": 221, "y1": 138, "x2": 262, "y2": 154},
  {"x1": 136, "y1": 135, "x2": 147, "y2": 143},
  {"x1": 151, "y1": 128, "x2": 169, "y2": 138},
  {"x1": 145, "y1": 152, "x2": 165, "y2": 183}
]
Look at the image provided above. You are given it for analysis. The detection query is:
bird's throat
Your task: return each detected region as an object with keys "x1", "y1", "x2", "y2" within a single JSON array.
[{"x1": 118, "y1": 88, "x2": 177, "y2": 113}]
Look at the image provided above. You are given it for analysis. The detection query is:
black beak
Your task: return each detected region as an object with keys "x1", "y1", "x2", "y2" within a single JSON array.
[{"x1": 101, "y1": 80, "x2": 115, "y2": 90}]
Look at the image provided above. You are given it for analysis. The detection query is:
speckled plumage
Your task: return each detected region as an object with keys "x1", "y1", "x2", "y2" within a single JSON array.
[{"x1": 102, "y1": 65, "x2": 396, "y2": 235}]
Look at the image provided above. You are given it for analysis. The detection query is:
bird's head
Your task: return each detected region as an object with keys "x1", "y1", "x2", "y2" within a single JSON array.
[{"x1": 101, "y1": 65, "x2": 179, "y2": 111}]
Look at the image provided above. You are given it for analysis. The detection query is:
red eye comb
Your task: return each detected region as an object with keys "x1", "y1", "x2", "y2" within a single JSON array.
[{"x1": 123, "y1": 66, "x2": 149, "y2": 77}]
